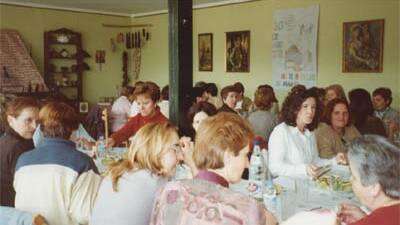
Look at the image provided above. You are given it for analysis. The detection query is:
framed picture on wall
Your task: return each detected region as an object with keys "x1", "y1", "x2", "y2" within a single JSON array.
[
  {"x1": 342, "y1": 19, "x2": 384, "y2": 73},
  {"x1": 198, "y1": 33, "x2": 213, "y2": 71},
  {"x1": 226, "y1": 30, "x2": 250, "y2": 72}
]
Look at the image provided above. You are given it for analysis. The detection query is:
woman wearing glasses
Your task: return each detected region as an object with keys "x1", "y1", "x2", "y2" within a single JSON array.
[{"x1": 90, "y1": 122, "x2": 192, "y2": 225}]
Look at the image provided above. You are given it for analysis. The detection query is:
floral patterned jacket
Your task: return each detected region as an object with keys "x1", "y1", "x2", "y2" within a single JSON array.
[{"x1": 150, "y1": 171, "x2": 267, "y2": 225}]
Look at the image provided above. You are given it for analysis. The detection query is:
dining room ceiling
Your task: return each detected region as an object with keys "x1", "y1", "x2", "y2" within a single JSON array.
[{"x1": 1, "y1": 0, "x2": 258, "y2": 17}]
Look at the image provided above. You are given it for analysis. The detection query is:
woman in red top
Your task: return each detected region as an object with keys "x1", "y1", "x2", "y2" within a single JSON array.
[
  {"x1": 338, "y1": 135, "x2": 400, "y2": 225},
  {"x1": 107, "y1": 82, "x2": 168, "y2": 147}
]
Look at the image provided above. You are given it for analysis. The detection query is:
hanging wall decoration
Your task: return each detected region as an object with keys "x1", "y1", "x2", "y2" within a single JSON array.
[
  {"x1": 342, "y1": 19, "x2": 384, "y2": 73},
  {"x1": 122, "y1": 51, "x2": 128, "y2": 86},
  {"x1": 95, "y1": 50, "x2": 106, "y2": 71},
  {"x1": 102, "y1": 23, "x2": 151, "y2": 85},
  {"x1": 129, "y1": 28, "x2": 151, "y2": 81}
]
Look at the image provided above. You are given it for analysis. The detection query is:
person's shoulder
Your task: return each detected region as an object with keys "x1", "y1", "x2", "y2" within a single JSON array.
[
  {"x1": 273, "y1": 122, "x2": 288, "y2": 132},
  {"x1": 387, "y1": 107, "x2": 400, "y2": 119},
  {"x1": 315, "y1": 122, "x2": 332, "y2": 134},
  {"x1": 351, "y1": 204, "x2": 400, "y2": 225},
  {"x1": 60, "y1": 147, "x2": 98, "y2": 173},
  {"x1": 15, "y1": 147, "x2": 38, "y2": 170},
  {"x1": 0, "y1": 132, "x2": 21, "y2": 147},
  {"x1": 345, "y1": 125, "x2": 361, "y2": 135}
]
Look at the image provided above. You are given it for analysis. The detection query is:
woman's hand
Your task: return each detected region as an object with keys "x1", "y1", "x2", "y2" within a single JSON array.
[
  {"x1": 306, "y1": 164, "x2": 321, "y2": 178},
  {"x1": 336, "y1": 152, "x2": 348, "y2": 165},
  {"x1": 179, "y1": 136, "x2": 198, "y2": 176},
  {"x1": 337, "y1": 203, "x2": 366, "y2": 224}
]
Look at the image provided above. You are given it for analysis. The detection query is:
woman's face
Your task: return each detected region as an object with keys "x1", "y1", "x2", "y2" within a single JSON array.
[
  {"x1": 160, "y1": 133, "x2": 182, "y2": 177},
  {"x1": 325, "y1": 89, "x2": 338, "y2": 103},
  {"x1": 223, "y1": 145, "x2": 250, "y2": 184},
  {"x1": 296, "y1": 97, "x2": 316, "y2": 126},
  {"x1": 192, "y1": 111, "x2": 209, "y2": 131},
  {"x1": 224, "y1": 92, "x2": 238, "y2": 109},
  {"x1": 331, "y1": 103, "x2": 349, "y2": 130},
  {"x1": 7, "y1": 107, "x2": 39, "y2": 139},
  {"x1": 137, "y1": 94, "x2": 156, "y2": 117}
]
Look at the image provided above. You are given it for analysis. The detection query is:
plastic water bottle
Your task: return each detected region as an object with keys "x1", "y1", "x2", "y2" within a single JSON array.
[
  {"x1": 263, "y1": 180, "x2": 278, "y2": 217},
  {"x1": 248, "y1": 141, "x2": 267, "y2": 200}
]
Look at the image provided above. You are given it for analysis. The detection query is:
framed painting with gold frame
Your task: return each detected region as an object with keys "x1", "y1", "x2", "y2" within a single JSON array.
[
  {"x1": 342, "y1": 19, "x2": 384, "y2": 73},
  {"x1": 198, "y1": 33, "x2": 213, "y2": 71}
]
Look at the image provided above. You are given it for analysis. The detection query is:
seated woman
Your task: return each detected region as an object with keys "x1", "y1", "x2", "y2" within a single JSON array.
[
  {"x1": 372, "y1": 87, "x2": 400, "y2": 142},
  {"x1": 110, "y1": 86, "x2": 133, "y2": 132},
  {"x1": 234, "y1": 82, "x2": 252, "y2": 113},
  {"x1": 324, "y1": 84, "x2": 347, "y2": 104},
  {"x1": 150, "y1": 112, "x2": 277, "y2": 225},
  {"x1": 217, "y1": 85, "x2": 239, "y2": 114},
  {"x1": 0, "y1": 97, "x2": 39, "y2": 207},
  {"x1": 107, "y1": 82, "x2": 167, "y2": 147},
  {"x1": 348, "y1": 88, "x2": 386, "y2": 136},
  {"x1": 247, "y1": 86, "x2": 278, "y2": 141},
  {"x1": 268, "y1": 89, "x2": 345, "y2": 179},
  {"x1": 315, "y1": 98, "x2": 361, "y2": 159},
  {"x1": 258, "y1": 84, "x2": 279, "y2": 116},
  {"x1": 338, "y1": 135, "x2": 400, "y2": 225},
  {"x1": 14, "y1": 102, "x2": 99, "y2": 225},
  {"x1": 91, "y1": 122, "x2": 191, "y2": 225},
  {"x1": 187, "y1": 101, "x2": 217, "y2": 132}
]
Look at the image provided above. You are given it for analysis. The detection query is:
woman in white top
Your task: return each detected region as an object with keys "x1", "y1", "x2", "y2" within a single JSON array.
[
  {"x1": 90, "y1": 122, "x2": 192, "y2": 225},
  {"x1": 268, "y1": 89, "x2": 346, "y2": 179},
  {"x1": 110, "y1": 86, "x2": 133, "y2": 132}
]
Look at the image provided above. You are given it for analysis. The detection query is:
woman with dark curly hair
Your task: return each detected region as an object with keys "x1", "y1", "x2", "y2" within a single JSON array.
[
  {"x1": 268, "y1": 89, "x2": 346, "y2": 178},
  {"x1": 348, "y1": 88, "x2": 386, "y2": 136}
]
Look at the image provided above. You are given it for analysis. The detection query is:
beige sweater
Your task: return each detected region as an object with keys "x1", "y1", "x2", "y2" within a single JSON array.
[{"x1": 315, "y1": 123, "x2": 361, "y2": 159}]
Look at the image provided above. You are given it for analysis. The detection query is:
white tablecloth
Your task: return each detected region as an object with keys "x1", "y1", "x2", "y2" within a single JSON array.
[
  {"x1": 230, "y1": 166, "x2": 360, "y2": 222},
  {"x1": 79, "y1": 147, "x2": 127, "y2": 173}
]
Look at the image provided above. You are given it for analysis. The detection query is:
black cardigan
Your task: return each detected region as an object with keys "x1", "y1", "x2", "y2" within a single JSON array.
[{"x1": 0, "y1": 127, "x2": 34, "y2": 207}]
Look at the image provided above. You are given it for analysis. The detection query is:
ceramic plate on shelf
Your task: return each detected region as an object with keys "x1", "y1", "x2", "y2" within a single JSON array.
[{"x1": 57, "y1": 34, "x2": 69, "y2": 43}]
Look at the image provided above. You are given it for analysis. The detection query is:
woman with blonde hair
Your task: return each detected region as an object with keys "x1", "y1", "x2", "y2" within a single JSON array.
[
  {"x1": 150, "y1": 112, "x2": 277, "y2": 225},
  {"x1": 91, "y1": 122, "x2": 188, "y2": 225},
  {"x1": 325, "y1": 84, "x2": 347, "y2": 104}
]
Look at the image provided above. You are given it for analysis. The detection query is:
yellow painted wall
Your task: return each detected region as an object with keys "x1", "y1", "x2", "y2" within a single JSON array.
[
  {"x1": 133, "y1": 0, "x2": 399, "y2": 109},
  {"x1": 1, "y1": 1, "x2": 399, "y2": 108},
  {"x1": 0, "y1": 4, "x2": 132, "y2": 104}
]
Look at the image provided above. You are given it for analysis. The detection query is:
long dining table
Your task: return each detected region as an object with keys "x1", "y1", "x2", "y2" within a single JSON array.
[{"x1": 230, "y1": 165, "x2": 361, "y2": 222}]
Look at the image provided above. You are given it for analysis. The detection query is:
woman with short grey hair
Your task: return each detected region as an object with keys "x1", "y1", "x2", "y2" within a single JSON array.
[{"x1": 338, "y1": 135, "x2": 400, "y2": 225}]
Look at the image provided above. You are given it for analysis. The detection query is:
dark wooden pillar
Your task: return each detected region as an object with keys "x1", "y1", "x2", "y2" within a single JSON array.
[{"x1": 168, "y1": 0, "x2": 193, "y2": 136}]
